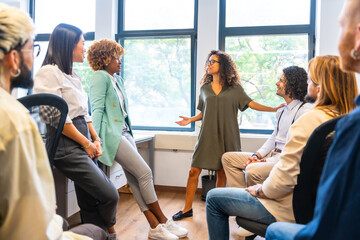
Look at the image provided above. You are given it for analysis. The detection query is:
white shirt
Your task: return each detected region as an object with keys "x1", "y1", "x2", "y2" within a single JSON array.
[
  {"x1": 257, "y1": 100, "x2": 313, "y2": 158},
  {"x1": 34, "y1": 64, "x2": 92, "y2": 124},
  {"x1": 110, "y1": 75, "x2": 127, "y2": 119},
  {"x1": 0, "y1": 88, "x2": 90, "y2": 240}
]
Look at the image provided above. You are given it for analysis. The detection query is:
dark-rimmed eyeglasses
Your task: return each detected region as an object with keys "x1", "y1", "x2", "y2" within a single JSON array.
[
  {"x1": 206, "y1": 59, "x2": 220, "y2": 65},
  {"x1": 21, "y1": 44, "x2": 41, "y2": 58}
]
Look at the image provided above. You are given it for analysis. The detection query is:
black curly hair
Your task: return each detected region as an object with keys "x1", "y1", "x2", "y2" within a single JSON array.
[
  {"x1": 282, "y1": 66, "x2": 308, "y2": 101},
  {"x1": 200, "y1": 50, "x2": 241, "y2": 87}
]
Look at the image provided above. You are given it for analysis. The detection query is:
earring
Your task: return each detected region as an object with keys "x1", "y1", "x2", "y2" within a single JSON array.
[
  {"x1": 10, "y1": 68, "x2": 21, "y2": 77},
  {"x1": 351, "y1": 49, "x2": 360, "y2": 60}
]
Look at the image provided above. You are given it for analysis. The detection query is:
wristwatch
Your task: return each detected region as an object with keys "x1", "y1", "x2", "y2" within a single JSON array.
[
  {"x1": 255, "y1": 185, "x2": 262, "y2": 197},
  {"x1": 251, "y1": 152, "x2": 259, "y2": 159}
]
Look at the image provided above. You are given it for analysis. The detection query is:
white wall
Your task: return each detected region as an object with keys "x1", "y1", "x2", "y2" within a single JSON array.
[
  {"x1": 315, "y1": 0, "x2": 360, "y2": 91},
  {"x1": 95, "y1": 0, "x2": 117, "y2": 40},
  {"x1": 315, "y1": 0, "x2": 343, "y2": 56},
  {"x1": 96, "y1": 0, "x2": 350, "y2": 188}
]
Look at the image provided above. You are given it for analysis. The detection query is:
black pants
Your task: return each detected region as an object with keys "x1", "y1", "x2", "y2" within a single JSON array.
[{"x1": 54, "y1": 116, "x2": 118, "y2": 230}]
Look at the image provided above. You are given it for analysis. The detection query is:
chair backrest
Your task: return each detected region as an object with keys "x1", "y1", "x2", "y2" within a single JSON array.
[
  {"x1": 18, "y1": 93, "x2": 68, "y2": 168},
  {"x1": 293, "y1": 114, "x2": 345, "y2": 224}
]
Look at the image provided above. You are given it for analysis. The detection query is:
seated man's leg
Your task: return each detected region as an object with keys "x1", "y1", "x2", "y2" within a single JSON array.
[
  {"x1": 266, "y1": 222, "x2": 305, "y2": 240},
  {"x1": 222, "y1": 152, "x2": 251, "y2": 188},
  {"x1": 206, "y1": 188, "x2": 276, "y2": 240},
  {"x1": 245, "y1": 161, "x2": 276, "y2": 187}
]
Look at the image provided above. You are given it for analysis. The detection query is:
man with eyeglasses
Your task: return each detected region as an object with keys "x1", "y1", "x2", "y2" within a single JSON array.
[{"x1": 0, "y1": 4, "x2": 106, "y2": 240}]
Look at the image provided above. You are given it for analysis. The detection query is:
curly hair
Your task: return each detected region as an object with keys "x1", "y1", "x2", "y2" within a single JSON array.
[
  {"x1": 200, "y1": 50, "x2": 241, "y2": 86},
  {"x1": 87, "y1": 39, "x2": 124, "y2": 71},
  {"x1": 282, "y1": 66, "x2": 308, "y2": 101}
]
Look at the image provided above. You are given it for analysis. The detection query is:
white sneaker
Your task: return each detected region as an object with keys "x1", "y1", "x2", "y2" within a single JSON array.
[
  {"x1": 149, "y1": 224, "x2": 179, "y2": 240},
  {"x1": 164, "y1": 219, "x2": 188, "y2": 238},
  {"x1": 236, "y1": 226, "x2": 254, "y2": 237}
]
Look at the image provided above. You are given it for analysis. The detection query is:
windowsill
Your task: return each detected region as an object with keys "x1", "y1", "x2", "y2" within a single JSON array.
[{"x1": 133, "y1": 130, "x2": 271, "y2": 151}]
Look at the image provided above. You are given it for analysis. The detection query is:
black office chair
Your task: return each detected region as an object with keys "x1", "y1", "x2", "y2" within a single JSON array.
[
  {"x1": 235, "y1": 115, "x2": 345, "y2": 239},
  {"x1": 292, "y1": 114, "x2": 345, "y2": 224},
  {"x1": 18, "y1": 93, "x2": 68, "y2": 168}
]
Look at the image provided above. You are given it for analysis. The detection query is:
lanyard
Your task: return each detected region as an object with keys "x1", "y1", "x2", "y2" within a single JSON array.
[{"x1": 276, "y1": 102, "x2": 306, "y2": 134}]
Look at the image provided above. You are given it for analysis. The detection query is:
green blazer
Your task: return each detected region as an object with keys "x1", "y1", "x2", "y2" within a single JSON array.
[{"x1": 89, "y1": 70, "x2": 132, "y2": 166}]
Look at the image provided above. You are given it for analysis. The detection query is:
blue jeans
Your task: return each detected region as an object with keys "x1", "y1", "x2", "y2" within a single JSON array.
[
  {"x1": 266, "y1": 222, "x2": 305, "y2": 240},
  {"x1": 206, "y1": 188, "x2": 276, "y2": 240}
]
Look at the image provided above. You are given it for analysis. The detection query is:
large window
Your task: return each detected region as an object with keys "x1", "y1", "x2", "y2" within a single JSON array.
[
  {"x1": 116, "y1": 0, "x2": 198, "y2": 131},
  {"x1": 31, "y1": 0, "x2": 95, "y2": 87},
  {"x1": 220, "y1": 0, "x2": 316, "y2": 133}
]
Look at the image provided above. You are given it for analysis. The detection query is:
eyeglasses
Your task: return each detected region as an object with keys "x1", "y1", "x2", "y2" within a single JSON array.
[
  {"x1": 21, "y1": 44, "x2": 41, "y2": 58},
  {"x1": 206, "y1": 59, "x2": 220, "y2": 65}
]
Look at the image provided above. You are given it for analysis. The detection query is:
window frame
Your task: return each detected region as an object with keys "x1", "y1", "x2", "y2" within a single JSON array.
[
  {"x1": 30, "y1": 0, "x2": 95, "y2": 42},
  {"x1": 115, "y1": 0, "x2": 198, "y2": 132},
  {"x1": 28, "y1": 0, "x2": 96, "y2": 95},
  {"x1": 219, "y1": 0, "x2": 316, "y2": 134}
]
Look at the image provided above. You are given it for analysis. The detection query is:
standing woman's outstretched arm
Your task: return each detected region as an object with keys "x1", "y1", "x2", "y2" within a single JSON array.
[
  {"x1": 248, "y1": 101, "x2": 286, "y2": 112},
  {"x1": 176, "y1": 112, "x2": 203, "y2": 126}
]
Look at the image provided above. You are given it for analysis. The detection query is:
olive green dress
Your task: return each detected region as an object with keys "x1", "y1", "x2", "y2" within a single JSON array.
[{"x1": 191, "y1": 83, "x2": 252, "y2": 170}]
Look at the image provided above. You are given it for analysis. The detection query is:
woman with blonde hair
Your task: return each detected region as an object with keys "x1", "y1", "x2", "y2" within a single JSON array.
[
  {"x1": 308, "y1": 55, "x2": 357, "y2": 116},
  {"x1": 266, "y1": 1, "x2": 360, "y2": 237},
  {"x1": 206, "y1": 54, "x2": 358, "y2": 240},
  {"x1": 87, "y1": 39, "x2": 188, "y2": 240}
]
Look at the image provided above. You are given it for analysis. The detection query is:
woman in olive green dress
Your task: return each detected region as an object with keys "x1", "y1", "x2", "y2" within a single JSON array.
[{"x1": 172, "y1": 50, "x2": 283, "y2": 220}]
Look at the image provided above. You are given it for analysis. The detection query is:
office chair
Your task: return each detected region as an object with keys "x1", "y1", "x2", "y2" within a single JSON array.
[
  {"x1": 235, "y1": 115, "x2": 345, "y2": 239},
  {"x1": 18, "y1": 93, "x2": 68, "y2": 168},
  {"x1": 292, "y1": 114, "x2": 345, "y2": 224}
]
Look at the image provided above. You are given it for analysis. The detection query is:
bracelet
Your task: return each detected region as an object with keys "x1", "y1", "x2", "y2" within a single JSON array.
[
  {"x1": 93, "y1": 137, "x2": 102, "y2": 145},
  {"x1": 83, "y1": 140, "x2": 91, "y2": 149}
]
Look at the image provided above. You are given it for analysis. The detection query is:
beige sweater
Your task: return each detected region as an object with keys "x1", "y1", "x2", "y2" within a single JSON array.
[{"x1": 259, "y1": 109, "x2": 333, "y2": 223}]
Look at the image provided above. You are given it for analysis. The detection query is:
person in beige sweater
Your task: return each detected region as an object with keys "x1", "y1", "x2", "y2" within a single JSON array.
[
  {"x1": 0, "y1": 3, "x2": 106, "y2": 240},
  {"x1": 206, "y1": 55, "x2": 358, "y2": 240}
]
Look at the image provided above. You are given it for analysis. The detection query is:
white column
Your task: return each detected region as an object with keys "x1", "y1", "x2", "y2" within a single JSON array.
[
  {"x1": 195, "y1": 0, "x2": 219, "y2": 133},
  {"x1": 315, "y1": 0, "x2": 344, "y2": 56},
  {"x1": 95, "y1": 0, "x2": 118, "y2": 40},
  {"x1": 316, "y1": 0, "x2": 359, "y2": 88}
]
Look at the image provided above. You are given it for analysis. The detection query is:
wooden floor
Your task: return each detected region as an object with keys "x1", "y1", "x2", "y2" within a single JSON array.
[
  {"x1": 114, "y1": 188, "x2": 262, "y2": 240},
  {"x1": 68, "y1": 187, "x2": 265, "y2": 240}
]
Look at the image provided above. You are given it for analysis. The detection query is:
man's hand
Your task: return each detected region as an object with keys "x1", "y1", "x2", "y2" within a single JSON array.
[
  {"x1": 246, "y1": 184, "x2": 269, "y2": 199},
  {"x1": 244, "y1": 156, "x2": 266, "y2": 168}
]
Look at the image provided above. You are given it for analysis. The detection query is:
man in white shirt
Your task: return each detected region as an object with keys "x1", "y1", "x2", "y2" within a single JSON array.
[
  {"x1": 0, "y1": 4, "x2": 105, "y2": 240},
  {"x1": 222, "y1": 66, "x2": 312, "y2": 188}
]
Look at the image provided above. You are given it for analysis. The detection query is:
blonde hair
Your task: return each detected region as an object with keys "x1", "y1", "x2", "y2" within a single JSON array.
[
  {"x1": 87, "y1": 39, "x2": 124, "y2": 71},
  {"x1": 0, "y1": 3, "x2": 34, "y2": 88},
  {"x1": 309, "y1": 55, "x2": 358, "y2": 117}
]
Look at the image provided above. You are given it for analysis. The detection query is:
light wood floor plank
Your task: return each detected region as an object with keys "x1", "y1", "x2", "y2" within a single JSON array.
[{"x1": 115, "y1": 189, "x2": 246, "y2": 240}]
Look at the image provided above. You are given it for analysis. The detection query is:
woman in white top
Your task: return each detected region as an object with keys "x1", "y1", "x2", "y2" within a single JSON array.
[
  {"x1": 34, "y1": 24, "x2": 119, "y2": 239},
  {"x1": 87, "y1": 39, "x2": 188, "y2": 240}
]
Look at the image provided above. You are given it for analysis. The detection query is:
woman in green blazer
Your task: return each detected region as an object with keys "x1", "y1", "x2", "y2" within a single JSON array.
[{"x1": 87, "y1": 39, "x2": 188, "y2": 240}]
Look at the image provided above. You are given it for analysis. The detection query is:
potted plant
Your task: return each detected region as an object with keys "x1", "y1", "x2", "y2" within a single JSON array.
[{"x1": 201, "y1": 169, "x2": 217, "y2": 201}]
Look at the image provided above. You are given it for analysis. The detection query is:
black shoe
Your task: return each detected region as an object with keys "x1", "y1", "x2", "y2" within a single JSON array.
[{"x1": 172, "y1": 209, "x2": 193, "y2": 221}]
